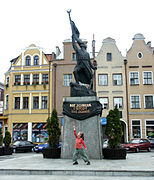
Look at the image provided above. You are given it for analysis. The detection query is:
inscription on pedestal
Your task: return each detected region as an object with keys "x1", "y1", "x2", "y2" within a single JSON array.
[{"x1": 63, "y1": 101, "x2": 102, "y2": 120}]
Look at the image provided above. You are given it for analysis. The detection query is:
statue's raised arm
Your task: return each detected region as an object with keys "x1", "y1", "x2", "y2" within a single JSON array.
[
  {"x1": 67, "y1": 9, "x2": 80, "y2": 39},
  {"x1": 67, "y1": 9, "x2": 72, "y2": 22}
]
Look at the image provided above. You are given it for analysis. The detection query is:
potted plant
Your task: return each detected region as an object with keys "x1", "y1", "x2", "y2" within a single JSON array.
[
  {"x1": 3, "y1": 131, "x2": 12, "y2": 155},
  {"x1": 42, "y1": 109, "x2": 61, "y2": 158},
  {"x1": 0, "y1": 127, "x2": 3, "y2": 156},
  {"x1": 43, "y1": 81, "x2": 46, "y2": 89},
  {"x1": 33, "y1": 81, "x2": 37, "y2": 88},
  {"x1": 103, "y1": 106, "x2": 126, "y2": 159}
]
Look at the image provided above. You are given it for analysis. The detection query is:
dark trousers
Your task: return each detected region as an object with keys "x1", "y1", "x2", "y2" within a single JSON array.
[{"x1": 73, "y1": 148, "x2": 89, "y2": 162}]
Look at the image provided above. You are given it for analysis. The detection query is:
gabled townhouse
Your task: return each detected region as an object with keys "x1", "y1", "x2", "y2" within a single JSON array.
[
  {"x1": 126, "y1": 33, "x2": 154, "y2": 139},
  {"x1": 95, "y1": 37, "x2": 128, "y2": 142}
]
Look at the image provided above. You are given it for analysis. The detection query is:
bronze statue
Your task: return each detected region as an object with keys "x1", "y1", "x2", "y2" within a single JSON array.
[{"x1": 67, "y1": 10, "x2": 97, "y2": 90}]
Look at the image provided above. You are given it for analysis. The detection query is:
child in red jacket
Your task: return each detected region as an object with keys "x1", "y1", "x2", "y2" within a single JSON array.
[{"x1": 73, "y1": 126, "x2": 90, "y2": 165}]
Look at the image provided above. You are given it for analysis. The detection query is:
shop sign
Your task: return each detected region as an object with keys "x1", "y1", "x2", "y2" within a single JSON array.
[{"x1": 101, "y1": 117, "x2": 107, "y2": 125}]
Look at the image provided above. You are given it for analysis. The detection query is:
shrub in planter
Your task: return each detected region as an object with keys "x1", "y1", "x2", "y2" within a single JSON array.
[
  {"x1": 103, "y1": 106, "x2": 126, "y2": 159},
  {"x1": 0, "y1": 128, "x2": 3, "y2": 156},
  {"x1": 42, "y1": 109, "x2": 61, "y2": 158},
  {"x1": 0, "y1": 127, "x2": 3, "y2": 146},
  {"x1": 3, "y1": 131, "x2": 12, "y2": 155}
]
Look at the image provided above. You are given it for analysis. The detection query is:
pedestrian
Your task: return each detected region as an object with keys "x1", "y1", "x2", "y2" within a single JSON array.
[{"x1": 73, "y1": 125, "x2": 90, "y2": 165}]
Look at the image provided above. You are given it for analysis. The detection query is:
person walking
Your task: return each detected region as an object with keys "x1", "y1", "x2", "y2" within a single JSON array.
[{"x1": 73, "y1": 126, "x2": 90, "y2": 165}]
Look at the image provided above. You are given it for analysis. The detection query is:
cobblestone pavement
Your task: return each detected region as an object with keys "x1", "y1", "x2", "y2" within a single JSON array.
[{"x1": 0, "y1": 150, "x2": 154, "y2": 179}]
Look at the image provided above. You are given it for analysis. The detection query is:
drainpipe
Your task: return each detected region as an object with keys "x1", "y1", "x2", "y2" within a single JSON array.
[
  {"x1": 48, "y1": 58, "x2": 52, "y2": 118},
  {"x1": 124, "y1": 59, "x2": 130, "y2": 141},
  {"x1": 53, "y1": 63, "x2": 57, "y2": 110}
]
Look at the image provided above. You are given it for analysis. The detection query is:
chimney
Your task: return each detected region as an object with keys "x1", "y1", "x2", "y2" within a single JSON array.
[
  {"x1": 147, "y1": 41, "x2": 151, "y2": 48},
  {"x1": 56, "y1": 46, "x2": 61, "y2": 57}
]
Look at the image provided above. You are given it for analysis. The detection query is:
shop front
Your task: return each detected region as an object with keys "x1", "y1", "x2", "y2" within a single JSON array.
[
  {"x1": 32, "y1": 123, "x2": 48, "y2": 143},
  {"x1": 13, "y1": 123, "x2": 28, "y2": 141},
  {"x1": 12, "y1": 122, "x2": 48, "y2": 143},
  {"x1": 146, "y1": 120, "x2": 154, "y2": 138}
]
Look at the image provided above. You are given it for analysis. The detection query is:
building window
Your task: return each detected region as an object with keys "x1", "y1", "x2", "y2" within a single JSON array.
[
  {"x1": 24, "y1": 75, "x2": 30, "y2": 85},
  {"x1": 98, "y1": 74, "x2": 108, "y2": 86},
  {"x1": 113, "y1": 74, "x2": 122, "y2": 86},
  {"x1": 107, "y1": 53, "x2": 112, "y2": 61},
  {"x1": 33, "y1": 96, "x2": 39, "y2": 109},
  {"x1": 42, "y1": 96, "x2": 47, "y2": 109},
  {"x1": 130, "y1": 72, "x2": 139, "y2": 85},
  {"x1": 113, "y1": 97, "x2": 123, "y2": 108},
  {"x1": 132, "y1": 120, "x2": 141, "y2": 138},
  {"x1": 6, "y1": 77, "x2": 9, "y2": 85},
  {"x1": 23, "y1": 97, "x2": 29, "y2": 109},
  {"x1": 130, "y1": 95, "x2": 140, "y2": 109},
  {"x1": 33, "y1": 74, "x2": 39, "y2": 84},
  {"x1": 99, "y1": 97, "x2": 108, "y2": 109},
  {"x1": 6, "y1": 77, "x2": 9, "y2": 87},
  {"x1": 14, "y1": 97, "x2": 20, "y2": 109},
  {"x1": 5, "y1": 95, "x2": 9, "y2": 110},
  {"x1": 144, "y1": 95, "x2": 154, "y2": 109},
  {"x1": 42, "y1": 74, "x2": 48, "y2": 84},
  {"x1": 146, "y1": 120, "x2": 154, "y2": 138},
  {"x1": 14, "y1": 75, "x2": 21, "y2": 85},
  {"x1": 143, "y1": 72, "x2": 152, "y2": 85},
  {"x1": 64, "y1": 74, "x2": 72, "y2": 86},
  {"x1": 138, "y1": 52, "x2": 143, "y2": 59},
  {"x1": 72, "y1": 53, "x2": 76, "y2": 61},
  {"x1": 34, "y1": 55, "x2": 39, "y2": 65},
  {"x1": 25, "y1": 56, "x2": 31, "y2": 66}
]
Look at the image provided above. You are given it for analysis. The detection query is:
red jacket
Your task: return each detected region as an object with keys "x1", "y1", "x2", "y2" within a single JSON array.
[{"x1": 74, "y1": 130, "x2": 86, "y2": 149}]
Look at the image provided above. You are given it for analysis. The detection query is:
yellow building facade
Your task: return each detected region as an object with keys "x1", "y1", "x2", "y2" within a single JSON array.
[{"x1": 3, "y1": 44, "x2": 52, "y2": 143}]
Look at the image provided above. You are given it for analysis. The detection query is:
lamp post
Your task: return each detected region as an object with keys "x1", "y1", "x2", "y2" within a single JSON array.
[{"x1": 93, "y1": 60, "x2": 97, "y2": 91}]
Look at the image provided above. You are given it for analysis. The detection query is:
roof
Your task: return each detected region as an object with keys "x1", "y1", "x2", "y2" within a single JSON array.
[
  {"x1": 44, "y1": 53, "x2": 56, "y2": 62},
  {"x1": 133, "y1": 33, "x2": 145, "y2": 40},
  {"x1": 10, "y1": 56, "x2": 20, "y2": 64},
  {"x1": 102, "y1": 37, "x2": 116, "y2": 44}
]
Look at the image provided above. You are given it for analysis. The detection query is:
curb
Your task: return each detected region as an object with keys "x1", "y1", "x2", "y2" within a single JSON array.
[{"x1": 0, "y1": 169, "x2": 154, "y2": 177}]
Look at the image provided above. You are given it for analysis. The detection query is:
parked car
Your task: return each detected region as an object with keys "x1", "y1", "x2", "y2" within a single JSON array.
[
  {"x1": 103, "y1": 139, "x2": 108, "y2": 148},
  {"x1": 149, "y1": 138, "x2": 154, "y2": 148},
  {"x1": 122, "y1": 139, "x2": 151, "y2": 153},
  {"x1": 34, "y1": 143, "x2": 48, "y2": 153},
  {"x1": 34, "y1": 142, "x2": 62, "y2": 153},
  {"x1": 13, "y1": 141, "x2": 36, "y2": 153}
]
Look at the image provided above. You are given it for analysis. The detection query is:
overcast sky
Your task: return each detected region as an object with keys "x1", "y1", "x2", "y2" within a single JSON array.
[{"x1": 1, "y1": 0, "x2": 154, "y2": 83}]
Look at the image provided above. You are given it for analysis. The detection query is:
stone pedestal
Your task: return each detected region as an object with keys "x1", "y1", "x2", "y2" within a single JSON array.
[{"x1": 61, "y1": 96, "x2": 102, "y2": 159}]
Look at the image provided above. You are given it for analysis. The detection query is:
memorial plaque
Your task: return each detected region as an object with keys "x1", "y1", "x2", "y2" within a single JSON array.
[{"x1": 63, "y1": 101, "x2": 102, "y2": 120}]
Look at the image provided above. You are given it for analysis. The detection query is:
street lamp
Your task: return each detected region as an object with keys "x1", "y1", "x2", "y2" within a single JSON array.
[{"x1": 93, "y1": 60, "x2": 97, "y2": 91}]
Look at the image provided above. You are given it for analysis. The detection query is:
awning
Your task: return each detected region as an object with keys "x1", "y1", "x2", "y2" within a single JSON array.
[{"x1": 0, "y1": 116, "x2": 8, "y2": 120}]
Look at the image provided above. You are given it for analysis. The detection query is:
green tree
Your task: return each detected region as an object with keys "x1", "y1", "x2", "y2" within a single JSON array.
[
  {"x1": 3, "y1": 131, "x2": 11, "y2": 147},
  {"x1": 47, "y1": 109, "x2": 61, "y2": 148},
  {"x1": 0, "y1": 127, "x2": 3, "y2": 146},
  {"x1": 105, "y1": 106, "x2": 122, "y2": 149}
]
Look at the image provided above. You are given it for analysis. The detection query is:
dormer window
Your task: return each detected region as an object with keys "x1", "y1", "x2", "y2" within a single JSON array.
[
  {"x1": 25, "y1": 56, "x2": 31, "y2": 66},
  {"x1": 34, "y1": 55, "x2": 39, "y2": 65}
]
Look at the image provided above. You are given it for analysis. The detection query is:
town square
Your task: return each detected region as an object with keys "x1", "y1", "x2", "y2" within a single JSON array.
[{"x1": 0, "y1": 0, "x2": 154, "y2": 179}]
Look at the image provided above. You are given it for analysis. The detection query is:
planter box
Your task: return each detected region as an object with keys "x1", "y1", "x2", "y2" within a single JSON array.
[
  {"x1": 42, "y1": 147, "x2": 61, "y2": 158},
  {"x1": 103, "y1": 148, "x2": 126, "y2": 159},
  {"x1": 3, "y1": 146, "x2": 13, "y2": 155},
  {"x1": 0, "y1": 146, "x2": 4, "y2": 156}
]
